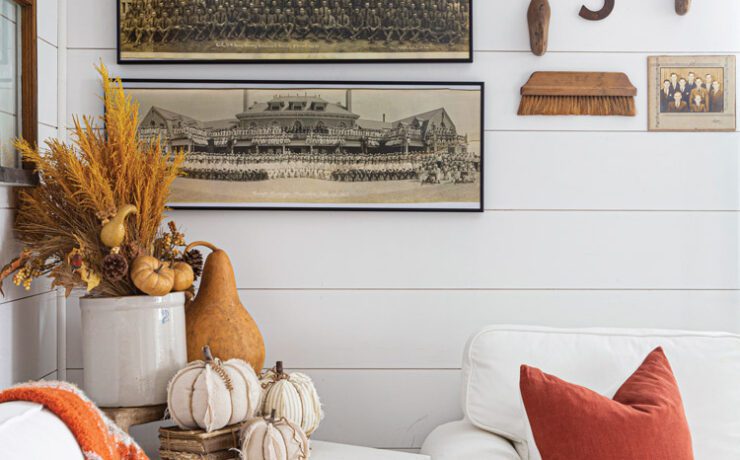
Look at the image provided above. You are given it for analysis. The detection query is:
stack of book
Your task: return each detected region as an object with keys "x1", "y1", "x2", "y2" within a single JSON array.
[{"x1": 159, "y1": 425, "x2": 242, "y2": 460}]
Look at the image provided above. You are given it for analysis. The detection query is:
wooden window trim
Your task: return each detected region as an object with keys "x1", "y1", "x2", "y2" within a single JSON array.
[{"x1": 0, "y1": 0, "x2": 37, "y2": 186}]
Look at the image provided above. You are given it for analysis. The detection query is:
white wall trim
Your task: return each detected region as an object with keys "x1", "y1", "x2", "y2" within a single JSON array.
[{"x1": 55, "y1": 0, "x2": 68, "y2": 382}]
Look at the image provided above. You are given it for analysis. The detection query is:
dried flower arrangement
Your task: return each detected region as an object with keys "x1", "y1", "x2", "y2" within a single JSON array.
[{"x1": 0, "y1": 64, "x2": 202, "y2": 298}]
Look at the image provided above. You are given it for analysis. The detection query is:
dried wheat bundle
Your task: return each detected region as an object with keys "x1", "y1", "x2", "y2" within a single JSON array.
[{"x1": 1, "y1": 63, "x2": 184, "y2": 297}]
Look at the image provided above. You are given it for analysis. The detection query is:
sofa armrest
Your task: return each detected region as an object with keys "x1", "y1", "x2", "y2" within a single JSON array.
[
  {"x1": 0, "y1": 402, "x2": 84, "y2": 460},
  {"x1": 420, "y1": 420, "x2": 520, "y2": 460}
]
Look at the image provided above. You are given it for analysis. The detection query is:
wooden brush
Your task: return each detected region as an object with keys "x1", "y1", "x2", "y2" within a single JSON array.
[{"x1": 518, "y1": 72, "x2": 637, "y2": 116}]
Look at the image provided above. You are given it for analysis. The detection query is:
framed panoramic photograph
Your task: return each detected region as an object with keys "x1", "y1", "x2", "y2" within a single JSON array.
[
  {"x1": 117, "y1": 0, "x2": 472, "y2": 64},
  {"x1": 121, "y1": 80, "x2": 484, "y2": 211},
  {"x1": 648, "y1": 55, "x2": 736, "y2": 132}
]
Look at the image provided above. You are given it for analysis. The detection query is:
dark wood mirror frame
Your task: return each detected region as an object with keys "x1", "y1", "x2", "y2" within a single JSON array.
[{"x1": 0, "y1": 0, "x2": 37, "y2": 186}]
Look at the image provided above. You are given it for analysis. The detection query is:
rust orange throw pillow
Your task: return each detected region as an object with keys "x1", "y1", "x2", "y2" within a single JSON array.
[{"x1": 519, "y1": 347, "x2": 693, "y2": 460}]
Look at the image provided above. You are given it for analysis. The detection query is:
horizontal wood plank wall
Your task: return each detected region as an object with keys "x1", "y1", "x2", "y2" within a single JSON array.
[
  {"x1": 65, "y1": 289, "x2": 740, "y2": 371},
  {"x1": 0, "y1": 289, "x2": 58, "y2": 387},
  {"x1": 64, "y1": 0, "x2": 740, "y2": 452},
  {"x1": 0, "y1": 0, "x2": 60, "y2": 389},
  {"x1": 0, "y1": 202, "x2": 57, "y2": 387}
]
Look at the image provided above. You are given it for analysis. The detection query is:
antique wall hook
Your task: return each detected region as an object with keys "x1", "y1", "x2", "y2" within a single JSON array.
[
  {"x1": 528, "y1": 0, "x2": 551, "y2": 56},
  {"x1": 675, "y1": 0, "x2": 691, "y2": 15},
  {"x1": 579, "y1": 0, "x2": 615, "y2": 21}
]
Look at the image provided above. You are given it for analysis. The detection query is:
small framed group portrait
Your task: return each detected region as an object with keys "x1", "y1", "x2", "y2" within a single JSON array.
[
  {"x1": 121, "y1": 79, "x2": 484, "y2": 212},
  {"x1": 648, "y1": 55, "x2": 736, "y2": 132},
  {"x1": 117, "y1": 0, "x2": 473, "y2": 64}
]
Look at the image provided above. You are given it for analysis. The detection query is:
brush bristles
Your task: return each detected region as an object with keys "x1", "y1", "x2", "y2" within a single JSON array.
[{"x1": 518, "y1": 95, "x2": 636, "y2": 116}]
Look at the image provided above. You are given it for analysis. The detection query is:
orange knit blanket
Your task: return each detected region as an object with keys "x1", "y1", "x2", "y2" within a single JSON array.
[{"x1": 0, "y1": 381, "x2": 148, "y2": 460}]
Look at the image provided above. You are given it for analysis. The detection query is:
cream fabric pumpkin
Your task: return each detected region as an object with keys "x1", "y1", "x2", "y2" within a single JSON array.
[
  {"x1": 168, "y1": 346, "x2": 262, "y2": 432},
  {"x1": 260, "y1": 362, "x2": 323, "y2": 437},
  {"x1": 240, "y1": 412, "x2": 310, "y2": 460}
]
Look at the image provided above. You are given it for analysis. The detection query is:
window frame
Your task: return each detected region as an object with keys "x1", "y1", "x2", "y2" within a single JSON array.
[{"x1": 0, "y1": 0, "x2": 37, "y2": 186}]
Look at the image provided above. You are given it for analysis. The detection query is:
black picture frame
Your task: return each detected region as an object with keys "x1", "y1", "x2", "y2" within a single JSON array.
[
  {"x1": 120, "y1": 78, "x2": 485, "y2": 212},
  {"x1": 116, "y1": 0, "x2": 473, "y2": 65}
]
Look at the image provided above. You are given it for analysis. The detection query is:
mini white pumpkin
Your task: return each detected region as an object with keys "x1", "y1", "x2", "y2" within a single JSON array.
[
  {"x1": 168, "y1": 345, "x2": 262, "y2": 432},
  {"x1": 260, "y1": 361, "x2": 323, "y2": 437},
  {"x1": 240, "y1": 411, "x2": 310, "y2": 460}
]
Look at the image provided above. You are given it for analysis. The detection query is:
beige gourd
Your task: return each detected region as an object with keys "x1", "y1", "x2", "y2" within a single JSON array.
[
  {"x1": 240, "y1": 411, "x2": 309, "y2": 460},
  {"x1": 130, "y1": 255, "x2": 174, "y2": 296},
  {"x1": 260, "y1": 361, "x2": 323, "y2": 437},
  {"x1": 167, "y1": 346, "x2": 262, "y2": 433},
  {"x1": 100, "y1": 204, "x2": 137, "y2": 248}
]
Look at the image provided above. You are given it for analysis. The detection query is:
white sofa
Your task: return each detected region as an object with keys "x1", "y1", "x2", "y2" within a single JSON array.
[
  {"x1": 0, "y1": 402, "x2": 432, "y2": 459},
  {"x1": 420, "y1": 325, "x2": 740, "y2": 460},
  {"x1": 0, "y1": 401, "x2": 84, "y2": 459}
]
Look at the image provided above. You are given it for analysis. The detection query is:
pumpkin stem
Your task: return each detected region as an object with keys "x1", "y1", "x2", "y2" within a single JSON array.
[
  {"x1": 276, "y1": 361, "x2": 284, "y2": 375},
  {"x1": 185, "y1": 241, "x2": 220, "y2": 253},
  {"x1": 202, "y1": 345, "x2": 234, "y2": 391},
  {"x1": 203, "y1": 345, "x2": 214, "y2": 362}
]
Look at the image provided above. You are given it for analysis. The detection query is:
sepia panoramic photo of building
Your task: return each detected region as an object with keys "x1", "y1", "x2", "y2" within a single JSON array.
[
  {"x1": 130, "y1": 84, "x2": 483, "y2": 210},
  {"x1": 141, "y1": 90, "x2": 470, "y2": 156}
]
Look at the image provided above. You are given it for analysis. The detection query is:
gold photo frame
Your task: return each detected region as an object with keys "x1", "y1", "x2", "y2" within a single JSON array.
[{"x1": 117, "y1": 0, "x2": 473, "y2": 64}]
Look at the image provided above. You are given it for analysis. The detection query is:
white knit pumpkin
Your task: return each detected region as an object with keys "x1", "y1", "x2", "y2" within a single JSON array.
[
  {"x1": 240, "y1": 412, "x2": 310, "y2": 460},
  {"x1": 260, "y1": 362, "x2": 323, "y2": 437},
  {"x1": 168, "y1": 346, "x2": 262, "y2": 432}
]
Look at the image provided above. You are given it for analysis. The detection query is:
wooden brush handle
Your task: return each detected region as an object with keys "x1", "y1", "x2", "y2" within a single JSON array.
[{"x1": 527, "y1": 0, "x2": 551, "y2": 56}]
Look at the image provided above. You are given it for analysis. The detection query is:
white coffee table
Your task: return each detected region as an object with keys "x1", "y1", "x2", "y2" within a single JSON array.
[{"x1": 310, "y1": 441, "x2": 430, "y2": 459}]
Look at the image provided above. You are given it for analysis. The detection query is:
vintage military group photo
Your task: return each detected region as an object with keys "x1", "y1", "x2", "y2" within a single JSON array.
[
  {"x1": 117, "y1": 0, "x2": 473, "y2": 63},
  {"x1": 123, "y1": 81, "x2": 483, "y2": 210}
]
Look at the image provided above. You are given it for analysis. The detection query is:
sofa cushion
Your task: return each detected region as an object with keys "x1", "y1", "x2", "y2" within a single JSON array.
[
  {"x1": 460, "y1": 325, "x2": 740, "y2": 459},
  {"x1": 520, "y1": 348, "x2": 693, "y2": 460}
]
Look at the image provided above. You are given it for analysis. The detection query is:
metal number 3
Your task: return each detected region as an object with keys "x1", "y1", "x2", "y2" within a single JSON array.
[{"x1": 579, "y1": 0, "x2": 615, "y2": 21}]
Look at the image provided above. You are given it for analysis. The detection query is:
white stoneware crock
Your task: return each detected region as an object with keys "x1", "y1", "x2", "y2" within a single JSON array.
[{"x1": 80, "y1": 292, "x2": 187, "y2": 407}]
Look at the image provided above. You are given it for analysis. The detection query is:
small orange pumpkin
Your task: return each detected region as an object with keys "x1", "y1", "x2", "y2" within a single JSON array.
[
  {"x1": 131, "y1": 256, "x2": 174, "y2": 296},
  {"x1": 170, "y1": 261, "x2": 195, "y2": 292}
]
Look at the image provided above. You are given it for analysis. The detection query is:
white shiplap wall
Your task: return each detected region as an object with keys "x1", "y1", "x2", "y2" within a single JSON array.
[
  {"x1": 63, "y1": 0, "x2": 740, "y2": 453},
  {"x1": 0, "y1": 0, "x2": 62, "y2": 388}
]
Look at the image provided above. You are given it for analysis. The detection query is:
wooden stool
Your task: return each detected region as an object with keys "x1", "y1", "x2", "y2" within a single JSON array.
[{"x1": 102, "y1": 404, "x2": 167, "y2": 434}]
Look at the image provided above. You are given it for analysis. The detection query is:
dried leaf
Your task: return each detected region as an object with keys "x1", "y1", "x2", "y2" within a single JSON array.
[{"x1": 79, "y1": 264, "x2": 101, "y2": 293}]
